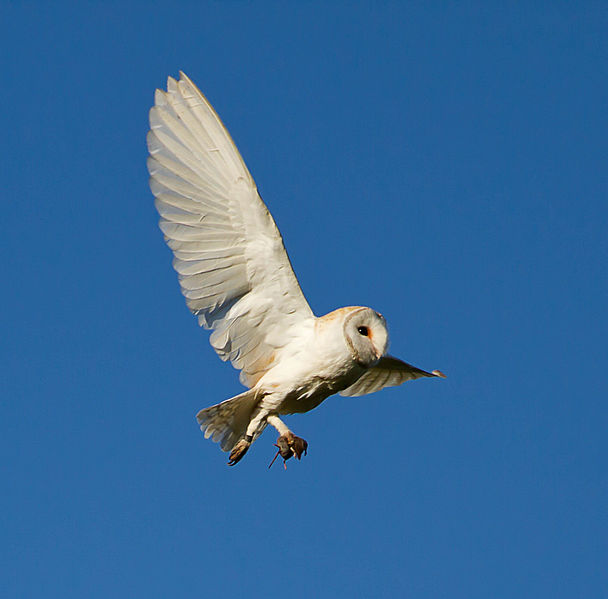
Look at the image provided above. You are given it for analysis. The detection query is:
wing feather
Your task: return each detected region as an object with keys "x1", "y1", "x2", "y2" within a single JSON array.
[
  {"x1": 340, "y1": 356, "x2": 445, "y2": 397},
  {"x1": 148, "y1": 72, "x2": 314, "y2": 387}
]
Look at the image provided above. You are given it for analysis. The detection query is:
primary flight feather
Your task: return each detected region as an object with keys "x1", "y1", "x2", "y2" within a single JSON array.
[{"x1": 147, "y1": 72, "x2": 444, "y2": 467}]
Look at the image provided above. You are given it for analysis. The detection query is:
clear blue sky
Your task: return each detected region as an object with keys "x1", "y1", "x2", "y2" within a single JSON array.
[{"x1": 2, "y1": 3, "x2": 606, "y2": 598}]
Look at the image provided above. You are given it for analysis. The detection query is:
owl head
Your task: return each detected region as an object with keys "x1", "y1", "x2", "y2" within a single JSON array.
[{"x1": 343, "y1": 307, "x2": 389, "y2": 367}]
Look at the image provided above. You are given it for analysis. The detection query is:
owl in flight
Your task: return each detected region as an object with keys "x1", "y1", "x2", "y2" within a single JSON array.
[{"x1": 147, "y1": 72, "x2": 444, "y2": 468}]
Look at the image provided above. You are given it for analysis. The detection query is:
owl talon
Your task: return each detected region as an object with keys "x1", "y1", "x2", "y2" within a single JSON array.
[
  {"x1": 228, "y1": 438, "x2": 250, "y2": 466},
  {"x1": 268, "y1": 432, "x2": 308, "y2": 469}
]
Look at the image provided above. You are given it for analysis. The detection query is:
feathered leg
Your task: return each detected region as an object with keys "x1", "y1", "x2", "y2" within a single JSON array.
[{"x1": 226, "y1": 406, "x2": 270, "y2": 466}]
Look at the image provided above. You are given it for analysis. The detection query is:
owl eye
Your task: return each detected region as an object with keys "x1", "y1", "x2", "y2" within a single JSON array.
[{"x1": 357, "y1": 326, "x2": 369, "y2": 336}]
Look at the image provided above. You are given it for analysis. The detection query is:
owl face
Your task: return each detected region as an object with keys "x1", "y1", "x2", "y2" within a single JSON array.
[{"x1": 342, "y1": 308, "x2": 389, "y2": 367}]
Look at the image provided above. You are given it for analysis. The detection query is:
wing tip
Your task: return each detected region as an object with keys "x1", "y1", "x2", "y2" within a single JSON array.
[
  {"x1": 431, "y1": 369, "x2": 446, "y2": 378},
  {"x1": 178, "y1": 70, "x2": 196, "y2": 89}
]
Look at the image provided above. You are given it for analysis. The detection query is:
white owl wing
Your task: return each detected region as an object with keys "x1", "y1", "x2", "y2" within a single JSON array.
[
  {"x1": 339, "y1": 356, "x2": 445, "y2": 397},
  {"x1": 147, "y1": 72, "x2": 314, "y2": 387}
]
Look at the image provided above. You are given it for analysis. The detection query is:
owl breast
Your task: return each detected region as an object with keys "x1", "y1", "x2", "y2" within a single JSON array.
[
  {"x1": 275, "y1": 322, "x2": 367, "y2": 415},
  {"x1": 257, "y1": 306, "x2": 382, "y2": 416}
]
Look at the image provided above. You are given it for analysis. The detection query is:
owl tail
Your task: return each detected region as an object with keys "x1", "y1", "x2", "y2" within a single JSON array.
[{"x1": 196, "y1": 389, "x2": 260, "y2": 453}]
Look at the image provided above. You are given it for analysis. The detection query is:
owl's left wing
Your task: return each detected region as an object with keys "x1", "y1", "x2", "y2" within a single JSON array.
[
  {"x1": 339, "y1": 356, "x2": 445, "y2": 397},
  {"x1": 147, "y1": 72, "x2": 315, "y2": 388}
]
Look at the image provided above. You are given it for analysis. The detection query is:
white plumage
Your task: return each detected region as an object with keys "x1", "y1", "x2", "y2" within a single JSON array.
[{"x1": 147, "y1": 72, "x2": 444, "y2": 467}]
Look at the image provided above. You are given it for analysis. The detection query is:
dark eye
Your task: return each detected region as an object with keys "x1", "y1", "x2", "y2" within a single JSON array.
[{"x1": 357, "y1": 326, "x2": 369, "y2": 336}]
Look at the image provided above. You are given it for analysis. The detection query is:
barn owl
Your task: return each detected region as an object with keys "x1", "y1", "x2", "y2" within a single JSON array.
[{"x1": 147, "y1": 72, "x2": 444, "y2": 468}]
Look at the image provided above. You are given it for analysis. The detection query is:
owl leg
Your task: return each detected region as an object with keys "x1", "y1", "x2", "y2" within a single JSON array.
[
  {"x1": 227, "y1": 407, "x2": 269, "y2": 466},
  {"x1": 267, "y1": 415, "x2": 308, "y2": 469}
]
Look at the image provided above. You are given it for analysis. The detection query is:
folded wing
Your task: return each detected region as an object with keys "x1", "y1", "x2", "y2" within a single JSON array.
[
  {"x1": 147, "y1": 72, "x2": 314, "y2": 387},
  {"x1": 340, "y1": 356, "x2": 445, "y2": 397}
]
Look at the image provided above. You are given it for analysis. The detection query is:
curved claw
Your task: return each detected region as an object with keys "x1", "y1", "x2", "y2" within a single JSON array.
[{"x1": 228, "y1": 439, "x2": 250, "y2": 466}]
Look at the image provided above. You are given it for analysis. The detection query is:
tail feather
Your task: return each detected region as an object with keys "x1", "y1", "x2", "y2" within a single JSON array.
[{"x1": 196, "y1": 389, "x2": 260, "y2": 452}]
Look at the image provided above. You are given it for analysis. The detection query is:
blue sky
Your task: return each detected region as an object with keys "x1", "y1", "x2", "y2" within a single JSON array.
[{"x1": 2, "y1": 2, "x2": 607, "y2": 598}]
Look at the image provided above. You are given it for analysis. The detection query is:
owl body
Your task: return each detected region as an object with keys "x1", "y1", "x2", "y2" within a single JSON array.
[
  {"x1": 249, "y1": 307, "x2": 388, "y2": 419},
  {"x1": 147, "y1": 73, "x2": 444, "y2": 464}
]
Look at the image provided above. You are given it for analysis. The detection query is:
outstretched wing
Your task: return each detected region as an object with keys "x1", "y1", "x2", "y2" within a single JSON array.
[
  {"x1": 339, "y1": 356, "x2": 445, "y2": 397},
  {"x1": 147, "y1": 72, "x2": 314, "y2": 387}
]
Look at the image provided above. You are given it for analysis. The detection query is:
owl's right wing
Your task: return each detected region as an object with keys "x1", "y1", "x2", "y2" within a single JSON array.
[
  {"x1": 339, "y1": 356, "x2": 445, "y2": 397},
  {"x1": 147, "y1": 72, "x2": 314, "y2": 388}
]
